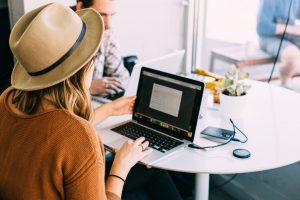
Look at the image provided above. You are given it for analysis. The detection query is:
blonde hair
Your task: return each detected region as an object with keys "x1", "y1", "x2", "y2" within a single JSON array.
[{"x1": 12, "y1": 62, "x2": 93, "y2": 121}]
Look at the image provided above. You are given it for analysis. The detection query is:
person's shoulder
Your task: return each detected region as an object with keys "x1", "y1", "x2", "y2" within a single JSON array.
[
  {"x1": 264, "y1": 0, "x2": 274, "y2": 2},
  {"x1": 49, "y1": 110, "x2": 100, "y2": 155},
  {"x1": 0, "y1": 87, "x2": 13, "y2": 102},
  {"x1": 47, "y1": 111, "x2": 103, "y2": 185},
  {"x1": 261, "y1": 0, "x2": 277, "y2": 5},
  {"x1": 258, "y1": 0, "x2": 278, "y2": 13},
  {"x1": 51, "y1": 110, "x2": 96, "y2": 136},
  {"x1": 42, "y1": 110, "x2": 97, "y2": 143},
  {"x1": 0, "y1": 87, "x2": 15, "y2": 112}
]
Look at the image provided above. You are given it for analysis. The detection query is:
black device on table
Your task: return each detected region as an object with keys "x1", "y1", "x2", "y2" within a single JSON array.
[
  {"x1": 201, "y1": 126, "x2": 234, "y2": 140},
  {"x1": 92, "y1": 89, "x2": 125, "y2": 103},
  {"x1": 198, "y1": 124, "x2": 250, "y2": 157},
  {"x1": 233, "y1": 149, "x2": 251, "y2": 158},
  {"x1": 104, "y1": 89, "x2": 125, "y2": 100},
  {"x1": 188, "y1": 119, "x2": 248, "y2": 150}
]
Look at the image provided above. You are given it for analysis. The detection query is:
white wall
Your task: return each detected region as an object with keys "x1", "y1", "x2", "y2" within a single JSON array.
[
  {"x1": 8, "y1": 0, "x2": 76, "y2": 29},
  {"x1": 113, "y1": 0, "x2": 188, "y2": 61},
  {"x1": 8, "y1": 0, "x2": 189, "y2": 62},
  {"x1": 206, "y1": 0, "x2": 259, "y2": 44}
]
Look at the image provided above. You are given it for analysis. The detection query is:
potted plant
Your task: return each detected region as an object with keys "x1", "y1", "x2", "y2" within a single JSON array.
[{"x1": 220, "y1": 67, "x2": 251, "y2": 118}]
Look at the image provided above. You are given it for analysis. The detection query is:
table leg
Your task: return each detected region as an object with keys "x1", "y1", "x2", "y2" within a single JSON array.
[{"x1": 195, "y1": 173, "x2": 210, "y2": 200}]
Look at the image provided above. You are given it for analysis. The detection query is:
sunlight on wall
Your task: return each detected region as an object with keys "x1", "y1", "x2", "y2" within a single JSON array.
[
  {"x1": 113, "y1": 0, "x2": 186, "y2": 60},
  {"x1": 206, "y1": 0, "x2": 259, "y2": 44}
]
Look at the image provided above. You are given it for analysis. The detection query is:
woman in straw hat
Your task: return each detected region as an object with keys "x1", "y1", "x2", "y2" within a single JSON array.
[{"x1": 0, "y1": 3, "x2": 182, "y2": 200}]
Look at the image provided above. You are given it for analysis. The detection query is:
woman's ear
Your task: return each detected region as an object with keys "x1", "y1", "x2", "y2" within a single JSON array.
[{"x1": 76, "y1": 1, "x2": 84, "y2": 11}]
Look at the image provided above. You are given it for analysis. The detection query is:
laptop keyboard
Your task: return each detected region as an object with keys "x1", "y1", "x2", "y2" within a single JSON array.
[{"x1": 111, "y1": 122, "x2": 184, "y2": 153}]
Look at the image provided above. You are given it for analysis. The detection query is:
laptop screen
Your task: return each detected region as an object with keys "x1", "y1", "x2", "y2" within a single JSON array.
[{"x1": 133, "y1": 67, "x2": 204, "y2": 142}]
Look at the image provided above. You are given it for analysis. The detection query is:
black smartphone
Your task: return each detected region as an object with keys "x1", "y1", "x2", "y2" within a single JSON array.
[{"x1": 201, "y1": 126, "x2": 234, "y2": 140}]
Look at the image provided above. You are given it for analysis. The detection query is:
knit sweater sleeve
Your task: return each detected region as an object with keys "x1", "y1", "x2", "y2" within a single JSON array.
[{"x1": 61, "y1": 117, "x2": 120, "y2": 200}]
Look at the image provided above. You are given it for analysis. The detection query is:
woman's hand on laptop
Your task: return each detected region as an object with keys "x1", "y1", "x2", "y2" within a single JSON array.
[
  {"x1": 109, "y1": 137, "x2": 153, "y2": 179},
  {"x1": 108, "y1": 96, "x2": 136, "y2": 116}
]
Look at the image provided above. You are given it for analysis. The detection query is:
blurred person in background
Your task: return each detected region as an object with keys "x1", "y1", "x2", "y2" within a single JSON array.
[
  {"x1": 76, "y1": 0, "x2": 130, "y2": 96},
  {"x1": 257, "y1": 0, "x2": 300, "y2": 88}
]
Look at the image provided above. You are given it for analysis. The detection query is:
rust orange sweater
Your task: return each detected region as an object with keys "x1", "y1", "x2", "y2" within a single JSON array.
[{"x1": 0, "y1": 88, "x2": 120, "y2": 200}]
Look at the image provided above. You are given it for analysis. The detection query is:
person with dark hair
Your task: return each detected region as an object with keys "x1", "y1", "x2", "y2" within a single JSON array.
[
  {"x1": 76, "y1": 0, "x2": 130, "y2": 96},
  {"x1": 0, "y1": 3, "x2": 182, "y2": 200},
  {"x1": 257, "y1": 0, "x2": 300, "y2": 88}
]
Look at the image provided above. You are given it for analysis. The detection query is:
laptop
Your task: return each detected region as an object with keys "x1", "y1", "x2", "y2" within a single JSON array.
[{"x1": 101, "y1": 67, "x2": 204, "y2": 166}]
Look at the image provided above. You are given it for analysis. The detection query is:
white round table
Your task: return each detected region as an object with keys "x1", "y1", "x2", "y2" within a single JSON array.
[{"x1": 95, "y1": 80, "x2": 300, "y2": 200}]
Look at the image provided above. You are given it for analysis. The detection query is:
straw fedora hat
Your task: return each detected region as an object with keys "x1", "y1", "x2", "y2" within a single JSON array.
[{"x1": 9, "y1": 3, "x2": 104, "y2": 91}]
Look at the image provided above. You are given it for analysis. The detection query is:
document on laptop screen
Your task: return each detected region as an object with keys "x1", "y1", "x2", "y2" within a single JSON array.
[
  {"x1": 134, "y1": 69, "x2": 203, "y2": 140},
  {"x1": 149, "y1": 84, "x2": 182, "y2": 117}
]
